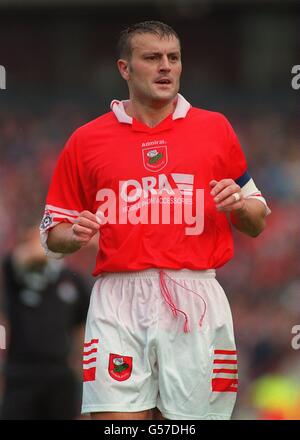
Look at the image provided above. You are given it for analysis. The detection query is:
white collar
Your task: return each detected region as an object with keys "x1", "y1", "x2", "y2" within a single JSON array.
[{"x1": 110, "y1": 93, "x2": 191, "y2": 124}]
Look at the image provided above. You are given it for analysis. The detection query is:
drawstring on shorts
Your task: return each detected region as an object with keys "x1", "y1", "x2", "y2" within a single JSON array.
[{"x1": 159, "y1": 270, "x2": 207, "y2": 333}]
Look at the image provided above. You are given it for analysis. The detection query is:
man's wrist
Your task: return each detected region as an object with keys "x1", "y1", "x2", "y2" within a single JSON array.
[
  {"x1": 231, "y1": 199, "x2": 248, "y2": 220},
  {"x1": 230, "y1": 198, "x2": 266, "y2": 237},
  {"x1": 47, "y1": 223, "x2": 82, "y2": 254}
]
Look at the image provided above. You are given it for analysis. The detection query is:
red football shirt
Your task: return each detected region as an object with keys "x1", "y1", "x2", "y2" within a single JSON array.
[{"x1": 41, "y1": 94, "x2": 258, "y2": 276}]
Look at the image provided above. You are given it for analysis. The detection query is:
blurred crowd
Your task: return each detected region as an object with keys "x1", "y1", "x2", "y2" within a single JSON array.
[{"x1": 1, "y1": 99, "x2": 299, "y2": 419}]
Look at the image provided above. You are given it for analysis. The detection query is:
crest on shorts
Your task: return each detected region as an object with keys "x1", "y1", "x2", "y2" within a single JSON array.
[
  {"x1": 142, "y1": 146, "x2": 168, "y2": 172},
  {"x1": 108, "y1": 353, "x2": 132, "y2": 381}
]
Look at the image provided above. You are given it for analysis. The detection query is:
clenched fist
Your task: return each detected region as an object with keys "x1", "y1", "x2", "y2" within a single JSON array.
[
  {"x1": 71, "y1": 210, "x2": 101, "y2": 246},
  {"x1": 210, "y1": 179, "x2": 245, "y2": 212}
]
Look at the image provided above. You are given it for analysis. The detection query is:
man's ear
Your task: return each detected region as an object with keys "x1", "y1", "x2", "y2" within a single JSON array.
[{"x1": 117, "y1": 59, "x2": 130, "y2": 81}]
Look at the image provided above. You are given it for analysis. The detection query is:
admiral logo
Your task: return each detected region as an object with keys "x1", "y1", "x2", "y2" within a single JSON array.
[{"x1": 142, "y1": 139, "x2": 168, "y2": 172}]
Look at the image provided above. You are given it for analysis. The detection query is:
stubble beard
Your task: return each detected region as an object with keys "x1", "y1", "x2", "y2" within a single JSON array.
[{"x1": 139, "y1": 82, "x2": 179, "y2": 107}]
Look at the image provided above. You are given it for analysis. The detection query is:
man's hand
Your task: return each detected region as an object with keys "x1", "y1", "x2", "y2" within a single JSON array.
[
  {"x1": 209, "y1": 179, "x2": 244, "y2": 212},
  {"x1": 47, "y1": 210, "x2": 101, "y2": 254},
  {"x1": 209, "y1": 179, "x2": 267, "y2": 237},
  {"x1": 71, "y1": 211, "x2": 101, "y2": 247}
]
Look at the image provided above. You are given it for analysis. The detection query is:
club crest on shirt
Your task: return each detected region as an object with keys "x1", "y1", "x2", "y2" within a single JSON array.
[
  {"x1": 108, "y1": 353, "x2": 133, "y2": 381},
  {"x1": 142, "y1": 145, "x2": 168, "y2": 172}
]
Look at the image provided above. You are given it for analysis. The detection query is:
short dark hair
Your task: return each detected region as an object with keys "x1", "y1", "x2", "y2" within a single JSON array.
[{"x1": 117, "y1": 21, "x2": 180, "y2": 59}]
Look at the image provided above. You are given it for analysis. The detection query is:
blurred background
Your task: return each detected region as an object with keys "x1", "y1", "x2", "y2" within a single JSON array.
[{"x1": 0, "y1": 0, "x2": 300, "y2": 420}]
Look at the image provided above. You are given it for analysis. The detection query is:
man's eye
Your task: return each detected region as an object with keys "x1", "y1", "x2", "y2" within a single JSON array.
[{"x1": 146, "y1": 56, "x2": 156, "y2": 60}]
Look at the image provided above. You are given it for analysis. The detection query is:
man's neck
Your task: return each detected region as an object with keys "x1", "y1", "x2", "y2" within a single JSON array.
[{"x1": 124, "y1": 96, "x2": 177, "y2": 128}]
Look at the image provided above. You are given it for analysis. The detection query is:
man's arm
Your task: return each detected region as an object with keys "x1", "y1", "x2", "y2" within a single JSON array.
[
  {"x1": 47, "y1": 210, "x2": 100, "y2": 254},
  {"x1": 210, "y1": 179, "x2": 268, "y2": 237},
  {"x1": 230, "y1": 198, "x2": 266, "y2": 237}
]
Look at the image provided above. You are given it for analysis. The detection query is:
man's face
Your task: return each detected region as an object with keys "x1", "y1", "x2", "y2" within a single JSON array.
[{"x1": 120, "y1": 33, "x2": 182, "y2": 104}]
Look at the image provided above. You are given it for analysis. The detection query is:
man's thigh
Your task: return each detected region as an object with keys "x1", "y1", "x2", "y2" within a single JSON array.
[
  {"x1": 156, "y1": 274, "x2": 238, "y2": 420},
  {"x1": 82, "y1": 275, "x2": 159, "y2": 416}
]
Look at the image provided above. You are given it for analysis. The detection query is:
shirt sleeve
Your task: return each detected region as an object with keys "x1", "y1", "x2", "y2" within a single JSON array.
[
  {"x1": 40, "y1": 130, "x2": 88, "y2": 258},
  {"x1": 223, "y1": 116, "x2": 271, "y2": 215},
  {"x1": 223, "y1": 116, "x2": 248, "y2": 181}
]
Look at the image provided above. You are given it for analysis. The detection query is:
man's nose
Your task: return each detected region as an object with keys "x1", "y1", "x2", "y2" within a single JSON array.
[{"x1": 159, "y1": 55, "x2": 171, "y2": 72}]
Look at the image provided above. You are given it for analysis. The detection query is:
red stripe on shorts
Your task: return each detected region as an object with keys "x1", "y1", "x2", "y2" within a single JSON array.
[
  {"x1": 83, "y1": 357, "x2": 97, "y2": 365},
  {"x1": 213, "y1": 368, "x2": 238, "y2": 374},
  {"x1": 213, "y1": 359, "x2": 237, "y2": 364},
  {"x1": 83, "y1": 348, "x2": 98, "y2": 356},
  {"x1": 212, "y1": 378, "x2": 238, "y2": 392},
  {"x1": 84, "y1": 339, "x2": 99, "y2": 348},
  {"x1": 214, "y1": 349, "x2": 237, "y2": 355},
  {"x1": 83, "y1": 367, "x2": 96, "y2": 382}
]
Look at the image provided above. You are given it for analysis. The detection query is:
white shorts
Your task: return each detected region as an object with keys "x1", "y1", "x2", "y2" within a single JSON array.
[{"x1": 81, "y1": 269, "x2": 238, "y2": 420}]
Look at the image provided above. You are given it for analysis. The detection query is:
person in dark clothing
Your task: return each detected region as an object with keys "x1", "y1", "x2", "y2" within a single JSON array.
[{"x1": 0, "y1": 226, "x2": 90, "y2": 420}]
